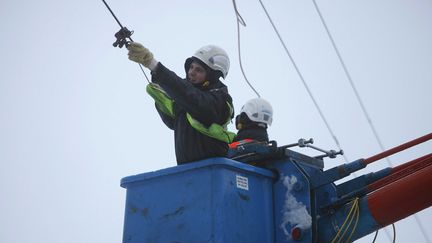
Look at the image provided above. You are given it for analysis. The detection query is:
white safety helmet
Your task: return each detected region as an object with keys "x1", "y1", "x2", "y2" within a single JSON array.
[
  {"x1": 186, "y1": 45, "x2": 230, "y2": 79},
  {"x1": 240, "y1": 98, "x2": 273, "y2": 126}
]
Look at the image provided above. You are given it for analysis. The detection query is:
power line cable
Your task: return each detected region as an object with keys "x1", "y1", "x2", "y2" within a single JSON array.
[
  {"x1": 311, "y1": 0, "x2": 390, "y2": 165},
  {"x1": 232, "y1": 0, "x2": 261, "y2": 98},
  {"x1": 253, "y1": 1, "x2": 422, "y2": 242},
  {"x1": 311, "y1": 1, "x2": 430, "y2": 242},
  {"x1": 257, "y1": 0, "x2": 349, "y2": 162}
]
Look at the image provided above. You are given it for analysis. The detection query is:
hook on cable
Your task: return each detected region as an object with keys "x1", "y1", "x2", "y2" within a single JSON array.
[{"x1": 113, "y1": 27, "x2": 134, "y2": 48}]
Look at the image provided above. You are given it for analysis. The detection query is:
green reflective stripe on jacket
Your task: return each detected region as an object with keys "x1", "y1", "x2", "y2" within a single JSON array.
[
  {"x1": 146, "y1": 83, "x2": 175, "y2": 118},
  {"x1": 186, "y1": 111, "x2": 236, "y2": 143},
  {"x1": 146, "y1": 83, "x2": 235, "y2": 143}
]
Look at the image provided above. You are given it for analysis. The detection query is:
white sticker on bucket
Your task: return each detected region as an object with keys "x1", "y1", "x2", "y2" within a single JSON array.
[{"x1": 236, "y1": 175, "x2": 249, "y2": 190}]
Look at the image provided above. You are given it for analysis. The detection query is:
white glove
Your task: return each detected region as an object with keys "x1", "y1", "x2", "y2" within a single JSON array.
[{"x1": 127, "y1": 42, "x2": 158, "y2": 70}]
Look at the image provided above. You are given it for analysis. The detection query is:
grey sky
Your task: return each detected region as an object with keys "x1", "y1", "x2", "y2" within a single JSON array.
[{"x1": 1, "y1": 0, "x2": 431, "y2": 242}]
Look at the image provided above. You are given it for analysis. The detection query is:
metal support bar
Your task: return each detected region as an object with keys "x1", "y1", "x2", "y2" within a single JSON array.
[
  {"x1": 281, "y1": 138, "x2": 314, "y2": 149},
  {"x1": 367, "y1": 154, "x2": 432, "y2": 193},
  {"x1": 367, "y1": 163, "x2": 432, "y2": 227},
  {"x1": 301, "y1": 142, "x2": 344, "y2": 159},
  {"x1": 391, "y1": 153, "x2": 432, "y2": 174},
  {"x1": 310, "y1": 159, "x2": 365, "y2": 188},
  {"x1": 363, "y1": 133, "x2": 432, "y2": 165},
  {"x1": 335, "y1": 167, "x2": 392, "y2": 198}
]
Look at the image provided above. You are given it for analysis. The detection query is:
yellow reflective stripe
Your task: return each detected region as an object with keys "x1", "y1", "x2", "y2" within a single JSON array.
[
  {"x1": 186, "y1": 102, "x2": 236, "y2": 143},
  {"x1": 146, "y1": 83, "x2": 175, "y2": 118},
  {"x1": 147, "y1": 83, "x2": 235, "y2": 143},
  {"x1": 186, "y1": 114, "x2": 236, "y2": 143}
]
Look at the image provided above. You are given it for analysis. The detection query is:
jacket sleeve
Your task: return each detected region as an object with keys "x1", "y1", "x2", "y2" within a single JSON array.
[
  {"x1": 154, "y1": 103, "x2": 175, "y2": 130},
  {"x1": 151, "y1": 63, "x2": 231, "y2": 127}
]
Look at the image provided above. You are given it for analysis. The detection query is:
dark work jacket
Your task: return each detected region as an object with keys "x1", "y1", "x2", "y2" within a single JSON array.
[
  {"x1": 227, "y1": 125, "x2": 269, "y2": 159},
  {"x1": 233, "y1": 126, "x2": 269, "y2": 143},
  {"x1": 151, "y1": 63, "x2": 233, "y2": 165}
]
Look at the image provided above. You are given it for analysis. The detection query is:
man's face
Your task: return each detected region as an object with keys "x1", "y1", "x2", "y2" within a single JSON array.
[{"x1": 187, "y1": 61, "x2": 207, "y2": 84}]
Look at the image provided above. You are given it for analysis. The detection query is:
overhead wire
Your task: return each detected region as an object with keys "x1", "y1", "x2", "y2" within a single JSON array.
[
  {"x1": 257, "y1": 0, "x2": 349, "y2": 162},
  {"x1": 234, "y1": 1, "x2": 426, "y2": 242},
  {"x1": 231, "y1": 0, "x2": 261, "y2": 98},
  {"x1": 372, "y1": 230, "x2": 379, "y2": 243},
  {"x1": 371, "y1": 224, "x2": 397, "y2": 243},
  {"x1": 311, "y1": 1, "x2": 430, "y2": 242},
  {"x1": 392, "y1": 224, "x2": 396, "y2": 243}
]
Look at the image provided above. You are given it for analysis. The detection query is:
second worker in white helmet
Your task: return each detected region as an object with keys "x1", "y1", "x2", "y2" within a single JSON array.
[
  {"x1": 229, "y1": 98, "x2": 273, "y2": 149},
  {"x1": 127, "y1": 42, "x2": 235, "y2": 165}
]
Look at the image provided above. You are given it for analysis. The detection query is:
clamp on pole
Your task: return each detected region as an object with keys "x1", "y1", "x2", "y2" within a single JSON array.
[
  {"x1": 297, "y1": 138, "x2": 344, "y2": 159},
  {"x1": 281, "y1": 138, "x2": 314, "y2": 149}
]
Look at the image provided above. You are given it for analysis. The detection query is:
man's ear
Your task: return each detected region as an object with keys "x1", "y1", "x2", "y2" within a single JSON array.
[
  {"x1": 236, "y1": 123, "x2": 243, "y2": 130},
  {"x1": 235, "y1": 114, "x2": 242, "y2": 130}
]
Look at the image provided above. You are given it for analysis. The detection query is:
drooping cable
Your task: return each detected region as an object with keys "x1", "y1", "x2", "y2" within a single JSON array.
[
  {"x1": 344, "y1": 198, "x2": 360, "y2": 243},
  {"x1": 372, "y1": 230, "x2": 378, "y2": 243},
  {"x1": 257, "y1": 0, "x2": 348, "y2": 162},
  {"x1": 311, "y1": 1, "x2": 430, "y2": 241},
  {"x1": 232, "y1": 0, "x2": 261, "y2": 98},
  {"x1": 330, "y1": 198, "x2": 360, "y2": 243}
]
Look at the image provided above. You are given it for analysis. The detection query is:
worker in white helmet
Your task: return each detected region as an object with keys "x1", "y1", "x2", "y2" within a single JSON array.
[
  {"x1": 127, "y1": 42, "x2": 235, "y2": 165},
  {"x1": 229, "y1": 98, "x2": 273, "y2": 150}
]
